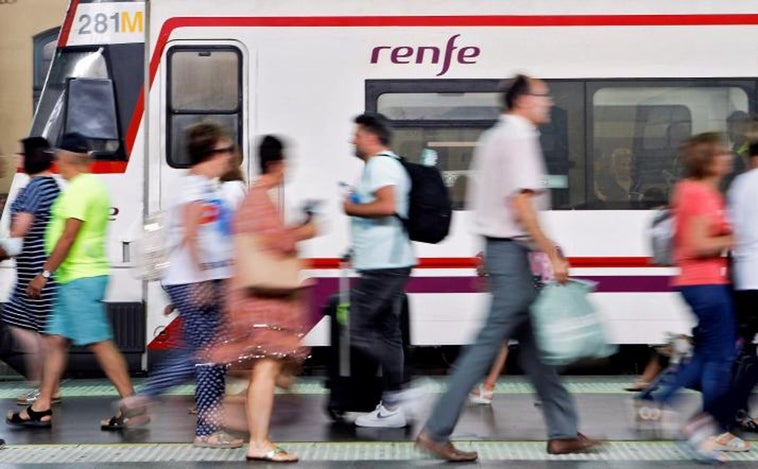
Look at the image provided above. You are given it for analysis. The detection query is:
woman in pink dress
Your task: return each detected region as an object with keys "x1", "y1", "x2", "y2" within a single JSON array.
[{"x1": 209, "y1": 135, "x2": 316, "y2": 463}]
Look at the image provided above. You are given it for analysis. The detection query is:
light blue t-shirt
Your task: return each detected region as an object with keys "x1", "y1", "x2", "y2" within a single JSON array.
[{"x1": 351, "y1": 152, "x2": 416, "y2": 271}]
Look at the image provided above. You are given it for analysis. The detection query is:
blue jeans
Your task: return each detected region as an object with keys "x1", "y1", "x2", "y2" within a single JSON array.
[
  {"x1": 648, "y1": 284, "x2": 736, "y2": 428},
  {"x1": 423, "y1": 240, "x2": 579, "y2": 441}
]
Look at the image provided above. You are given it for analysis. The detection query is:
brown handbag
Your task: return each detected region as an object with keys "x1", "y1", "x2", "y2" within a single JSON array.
[{"x1": 232, "y1": 233, "x2": 303, "y2": 295}]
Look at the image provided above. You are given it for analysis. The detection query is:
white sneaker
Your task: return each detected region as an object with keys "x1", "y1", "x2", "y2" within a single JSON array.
[{"x1": 354, "y1": 403, "x2": 407, "y2": 428}]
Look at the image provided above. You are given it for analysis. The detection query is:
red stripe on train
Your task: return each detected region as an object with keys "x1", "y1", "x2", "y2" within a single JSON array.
[{"x1": 305, "y1": 257, "x2": 653, "y2": 269}]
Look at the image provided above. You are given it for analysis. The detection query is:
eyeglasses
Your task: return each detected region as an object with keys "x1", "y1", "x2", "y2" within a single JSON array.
[
  {"x1": 208, "y1": 146, "x2": 235, "y2": 155},
  {"x1": 527, "y1": 92, "x2": 551, "y2": 97}
]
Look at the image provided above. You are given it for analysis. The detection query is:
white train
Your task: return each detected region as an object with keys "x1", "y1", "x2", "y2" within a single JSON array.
[{"x1": 3, "y1": 0, "x2": 756, "y2": 370}]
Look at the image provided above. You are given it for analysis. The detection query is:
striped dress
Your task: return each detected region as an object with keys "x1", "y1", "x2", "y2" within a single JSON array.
[{"x1": 2, "y1": 176, "x2": 61, "y2": 332}]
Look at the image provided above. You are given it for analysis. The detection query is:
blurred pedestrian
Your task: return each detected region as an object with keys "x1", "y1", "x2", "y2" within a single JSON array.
[
  {"x1": 120, "y1": 122, "x2": 241, "y2": 447},
  {"x1": 342, "y1": 113, "x2": 416, "y2": 428},
  {"x1": 417, "y1": 75, "x2": 600, "y2": 462},
  {"x1": 5, "y1": 132, "x2": 135, "y2": 429},
  {"x1": 636, "y1": 133, "x2": 742, "y2": 461},
  {"x1": 0, "y1": 137, "x2": 61, "y2": 406},
  {"x1": 208, "y1": 135, "x2": 316, "y2": 462}
]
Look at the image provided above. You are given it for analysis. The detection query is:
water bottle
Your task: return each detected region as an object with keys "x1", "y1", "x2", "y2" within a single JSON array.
[{"x1": 421, "y1": 148, "x2": 438, "y2": 167}]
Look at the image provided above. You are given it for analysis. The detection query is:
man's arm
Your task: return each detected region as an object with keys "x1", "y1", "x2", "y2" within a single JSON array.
[
  {"x1": 27, "y1": 218, "x2": 82, "y2": 298},
  {"x1": 343, "y1": 185, "x2": 396, "y2": 218},
  {"x1": 510, "y1": 190, "x2": 568, "y2": 283}
]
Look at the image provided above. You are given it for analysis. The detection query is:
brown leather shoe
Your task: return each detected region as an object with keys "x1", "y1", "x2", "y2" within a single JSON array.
[
  {"x1": 415, "y1": 432, "x2": 478, "y2": 462},
  {"x1": 547, "y1": 433, "x2": 602, "y2": 455}
]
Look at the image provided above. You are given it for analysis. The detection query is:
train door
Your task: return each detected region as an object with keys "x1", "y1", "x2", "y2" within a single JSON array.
[{"x1": 145, "y1": 40, "x2": 250, "y2": 360}]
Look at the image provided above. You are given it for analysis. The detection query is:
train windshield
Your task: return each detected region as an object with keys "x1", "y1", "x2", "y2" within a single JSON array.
[{"x1": 30, "y1": 48, "x2": 122, "y2": 157}]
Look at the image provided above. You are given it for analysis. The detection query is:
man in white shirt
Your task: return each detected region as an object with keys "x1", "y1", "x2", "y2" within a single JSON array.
[
  {"x1": 727, "y1": 141, "x2": 758, "y2": 431},
  {"x1": 416, "y1": 75, "x2": 600, "y2": 461},
  {"x1": 343, "y1": 113, "x2": 416, "y2": 428}
]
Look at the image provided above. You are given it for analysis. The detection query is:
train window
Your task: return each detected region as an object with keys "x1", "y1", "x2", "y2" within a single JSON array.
[
  {"x1": 29, "y1": 48, "x2": 111, "y2": 153},
  {"x1": 65, "y1": 78, "x2": 121, "y2": 156},
  {"x1": 378, "y1": 92, "x2": 500, "y2": 121},
  {"x1": 590, "y1": 84, "x2": 750, "y2": 208},
  {"x1": 369, "y1": 79, "x2": 753, "y2": 211},
  {"x1": 370, "y1": 81, "x2": 499, "y2": 210},
  {"x1": 33, "y1": 27, "x2": 60, "y2": 111},
  {"x1": 167, "y1": 47, "x2": 242, "y2": 168},
  {"x1": 369, "y1": 80, "x2": 584, "y2": 210}
]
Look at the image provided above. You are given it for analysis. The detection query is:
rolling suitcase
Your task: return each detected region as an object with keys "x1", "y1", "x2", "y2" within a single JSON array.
[{"x1": 324, "y1": 256, "x2": 411, "y2": 421}]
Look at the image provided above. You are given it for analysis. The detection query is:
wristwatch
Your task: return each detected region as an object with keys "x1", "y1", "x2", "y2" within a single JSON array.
[{"x1": 41, "y1": 270, "x2": 52, "y2": 279}]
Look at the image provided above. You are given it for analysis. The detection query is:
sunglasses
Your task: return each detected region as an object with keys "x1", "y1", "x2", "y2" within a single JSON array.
[{"x1": 207, "y1": 146, "x2": 235, "y2": 155}]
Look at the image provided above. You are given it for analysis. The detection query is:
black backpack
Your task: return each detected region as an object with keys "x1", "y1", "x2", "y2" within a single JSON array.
[{"x1": 390, "y1": 155, "x2": 453, "y2": 244}]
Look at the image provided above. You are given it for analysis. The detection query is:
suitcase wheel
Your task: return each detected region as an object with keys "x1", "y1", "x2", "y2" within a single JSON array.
[{"x1": 326, "y1": 404, "x2": 346, "y2": 422}]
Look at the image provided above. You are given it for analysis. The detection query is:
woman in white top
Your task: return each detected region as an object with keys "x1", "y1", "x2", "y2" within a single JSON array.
[{"x1": 122, "y1": 122, "x2": 242, "y2": 448}]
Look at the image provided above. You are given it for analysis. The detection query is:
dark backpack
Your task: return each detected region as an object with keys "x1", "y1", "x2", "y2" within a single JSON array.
[{"x1": 390, "y1": 155, "x2": 453, "y2": 244}]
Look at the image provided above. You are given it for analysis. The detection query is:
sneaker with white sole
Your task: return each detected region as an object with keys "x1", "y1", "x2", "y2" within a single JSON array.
[{"x1": 354, "y1": 403, "x2": 407, "y2": 428}]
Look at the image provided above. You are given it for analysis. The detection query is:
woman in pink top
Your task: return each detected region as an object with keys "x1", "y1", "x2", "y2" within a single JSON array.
[{"x1": 638, "y1": 133, "x2": 741, "y2": 459}]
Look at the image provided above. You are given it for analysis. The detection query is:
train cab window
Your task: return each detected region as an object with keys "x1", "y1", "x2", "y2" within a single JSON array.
[
  {"x1": 590, "y1": 84, "x2": 751, "y2": 208},
  {"x1": 167, "y1": 47, "x2": 242, "y2": 168},
  {"x1": 30, "y1": 48, "x2": 111, "y2": 153},
  {"x1": 33, "y1": 27, "x2": 60, "y2": 111}
]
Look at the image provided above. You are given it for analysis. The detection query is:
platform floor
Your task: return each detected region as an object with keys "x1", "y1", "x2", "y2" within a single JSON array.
[{"x1": 0, "y1": 376, "x2": 757, "y2": 467}]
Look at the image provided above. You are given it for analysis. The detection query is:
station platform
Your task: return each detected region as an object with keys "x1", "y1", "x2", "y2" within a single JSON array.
[{"x1": 0, "y1": 376, "x2": 756, "y2": 468}]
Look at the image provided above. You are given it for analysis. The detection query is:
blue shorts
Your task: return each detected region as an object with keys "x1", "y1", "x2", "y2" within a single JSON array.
[{"x1": 46, "y1": 275, "x2": 112, "y2": 346}]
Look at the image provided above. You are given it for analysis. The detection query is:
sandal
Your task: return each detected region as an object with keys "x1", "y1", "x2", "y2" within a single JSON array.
[
  {"x1": 246, "y1": 446, "x2": 299, "y2": 463},
  {"x1": 708, "y1": 432, "x2": 751, "y2": 452},
  {"x1": 193, "y1": 430, "x2": 243, "y2": 449},
  {"x1": 736, "y1": 415, "x2": 758, "y2": 433},
  {"x1": 468, "y1": 384, "x2": 494, "y2": 405},
  {"x1": 623, "y1": 381, "x2": 650, "y2": 392},
  {"x1": 101, "y1": 406, "x2": 150, "y2": 431},
  {"x1": 16, "y1": 389, "x2": 62, "y2": 406},
  {"x1": 6, "y1": 405, "x2": 52, "y2": 428}
]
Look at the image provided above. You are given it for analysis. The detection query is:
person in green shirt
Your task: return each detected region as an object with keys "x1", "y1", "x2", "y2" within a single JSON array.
[{"x1": 6, "y1": 132, "x2": 137, "y2": 430}]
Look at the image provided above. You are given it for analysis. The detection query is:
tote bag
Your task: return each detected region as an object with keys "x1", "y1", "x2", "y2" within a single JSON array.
[
  {"x1": 233, "y1": 233, "x2": 302, "y2": 295},
  {"x1": 530, "y1": 279, "x2": 616, "y2": 366}
]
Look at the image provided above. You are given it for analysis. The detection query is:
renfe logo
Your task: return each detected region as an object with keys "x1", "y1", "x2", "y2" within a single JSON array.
[{"x1": 370, "y1": 34, "x2": 480, "y2": 76}]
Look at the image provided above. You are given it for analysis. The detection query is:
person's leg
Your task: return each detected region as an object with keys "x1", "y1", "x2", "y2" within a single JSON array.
[
  {"x1": 469, "y1": 343, "x2": 508, "y2": 405},
  {"x1": 639, "y1": 353, "x2": 664, "y2": 384},
  {"x1": 89, "y1": 340, "x2": 134, "y2": 398},
  {"x1": 422, "y1": 241, "x2": 536, "y2": 443},
  {"x1": 483, "y1": 344, "x2": 509, "y2": 390},
  {"x1": 517, "y1": 318, "x2": 579, "y2": 439},
  {"x1": 9, "y1": 326, "x2": 42, "y2": 384},
  {"x1": 136, "y1": 284, "x2": 204, "y2": 399},
  {"x1": 188, "y1": 281, "x2": 228, "y2": 439},
  {"x1": 694, "y1": 285, "x2": 736, "y2": 431},
  {"x1": 70, "y1": 276, "x2": 135, "y2": 398},
  {"x1": 350, "y1": 267, "x2": 411, "y2": 398},
  {"x1": 27, "y1": 335, "x2": 67, "y2": 417},
  {"x1": 27, "y1": 282, "x2": 74, "y2": 414}
]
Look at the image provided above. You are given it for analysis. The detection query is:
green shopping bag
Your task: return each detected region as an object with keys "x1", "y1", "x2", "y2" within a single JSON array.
[{"x1": 530, "y1": 279, "x2": 617, "y2": 366}]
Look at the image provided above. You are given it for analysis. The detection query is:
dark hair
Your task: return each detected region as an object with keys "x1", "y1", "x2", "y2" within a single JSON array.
[
  {"x1": 185, "y1": 122, "x2": 230, "y2": 166},
  {"x1": 20, "y1": 136, "x2": 53, "y2": 175},
  {"x1": 258, "y1": 135, "x2": 285, "y2": 175},
  {"x1": 354, "y1": 113, "x2": 392, "y2": 146},
  {"x1": 501, "y1": 74, "x2": 531, "y2": 111},
  {"x1": 749, "y1": 141, "x2": 758, "y2": 159},
  {"x1": 681, "y1": 132, "x2": 726, "y2": 179},
  {"x1": 57, "y1": 132, "x2": 89, "y2": 154}
]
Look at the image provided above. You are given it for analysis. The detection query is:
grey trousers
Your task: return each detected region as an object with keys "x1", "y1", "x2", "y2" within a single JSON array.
[
  {"x1": 423, "y1": 240, "x2": 579, "y2": 441},
  {"x1": 350, "y1": 267, "x2": 412, "y2": 393}
]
